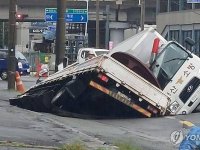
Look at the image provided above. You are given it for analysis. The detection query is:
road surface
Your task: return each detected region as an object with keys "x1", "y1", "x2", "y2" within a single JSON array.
[{"x1": 0, "y1": 76, "x2": 198, "y2": 150}]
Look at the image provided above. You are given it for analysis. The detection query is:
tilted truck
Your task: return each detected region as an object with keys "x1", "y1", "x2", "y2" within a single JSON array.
[
  {"x1": 9, "y1": 28, "x2": 200, "y2": 118},
  {"x1": 108, "y1": 27, "x2": 200, "y2": 115}
]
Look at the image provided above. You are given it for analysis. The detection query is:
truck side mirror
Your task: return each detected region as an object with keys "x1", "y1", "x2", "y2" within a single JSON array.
[
  {"x1": 63, "y1": 57, "x2": 68, "y2": 68},
  {"x1": 185, "y1": 37, "x2": 195, "y2": 47}
]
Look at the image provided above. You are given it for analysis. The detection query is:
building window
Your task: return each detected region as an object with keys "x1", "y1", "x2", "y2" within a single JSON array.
[
  {"x1": 182, "y1": 30, "x2": 192, "y2": 51},
  {"x1": 171, "y1": 0, "x2": 179, "y2": 11},
  {"x1": 195, "y1": 3, "x2": 200, "y2": 9},
  {"x1": 169, "y1": 30, "x2": 180, "y2": 42},
  {"x1": 195, "y1": 30, "x2": 200, "y2": 56},
  {"x1": 160, "y1": 0, "x2": 168, "y2": 13},
  {"x1": 182, "y1": 0, "x2": 192, "y2": 10}
]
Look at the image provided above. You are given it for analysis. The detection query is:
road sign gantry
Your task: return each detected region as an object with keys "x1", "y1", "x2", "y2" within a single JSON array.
[{"x1": 45, "y1": 8, "x2": 88, "y2": 23}]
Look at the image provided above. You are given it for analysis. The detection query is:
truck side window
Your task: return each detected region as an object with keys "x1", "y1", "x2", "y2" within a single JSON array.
[
  {"x1": 81, "y1": 51, "x2": 86, "y2": 59},
  {"x1": 85, "y1": 51, "x2": 95, "y2": 60},
  {"x1": 85, "y1": 51, "x2": 89, "y2": 58}
]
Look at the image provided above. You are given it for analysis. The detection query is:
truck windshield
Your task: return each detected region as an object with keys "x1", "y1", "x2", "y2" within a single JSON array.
[
  {"x1": 16, "y1": 51, "x2": 27, "y2": 61},
  {"x1": 151, "y1": 42, "x2": 189, "y2": 89}
]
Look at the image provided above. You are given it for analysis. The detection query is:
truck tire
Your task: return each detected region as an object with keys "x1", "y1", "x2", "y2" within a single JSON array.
[{"x1": 0, "y1": 71, "x2": 8, "y2": 80}]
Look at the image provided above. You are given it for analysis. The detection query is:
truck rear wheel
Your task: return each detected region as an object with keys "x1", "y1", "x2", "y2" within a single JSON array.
[{"x1": 0, "y1": 71, "x2": 7, "y2": 80}]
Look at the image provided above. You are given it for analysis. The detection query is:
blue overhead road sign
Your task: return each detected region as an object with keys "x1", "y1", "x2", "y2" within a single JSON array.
[
  {"x1": 187, "y1": 0, "x2": 200, "y2": 3},
  {"x1": 45, "y1": 8, "x2": 88, "y2": 23}
]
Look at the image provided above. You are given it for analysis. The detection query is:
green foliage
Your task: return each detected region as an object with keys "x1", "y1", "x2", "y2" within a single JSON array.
[
  {"x1": 115, "y1": 141, "x2": 141, "y2": 150},
  {"x1": 58, "y1": 140, "x2": 141, "y2": 150},
  {"x1": 59, "y1": 142, "x2": 87, "y2": 150},
  {"x1": 96, "y1": 148, "x2": 107, "y2": 150}
]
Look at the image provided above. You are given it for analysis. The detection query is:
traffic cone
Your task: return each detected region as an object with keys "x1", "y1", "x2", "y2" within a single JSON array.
[
  {"x1": 35, "y1": 63, "x2": 41, "y2": 77},
  {"x1": 15, "y1": 71, "x2": 25, "y2": 93}
]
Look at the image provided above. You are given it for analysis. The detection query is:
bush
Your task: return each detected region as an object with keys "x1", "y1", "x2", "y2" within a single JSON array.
[{"x1": 60, "y1": 142, "x2": 86, "y2": 150}]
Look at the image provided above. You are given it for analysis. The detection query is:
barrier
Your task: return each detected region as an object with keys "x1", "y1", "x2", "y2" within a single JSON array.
[{"x1": 15, "y1": 71, "x2": 25, "y2": 93}]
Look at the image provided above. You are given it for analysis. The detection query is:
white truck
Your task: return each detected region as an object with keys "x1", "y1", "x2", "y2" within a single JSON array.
[
  {"x1": 58, "y1": 48, "x2": 109, "y2": 71},
  {"x1": 9, "y1": 28, "x2": 200, "y2": 117},
  {"x1": 108, "y1": 27, "x2": 200, "y2": 115},
  {"x1": 77, "y1": 48, "x2": 109, "y2": 64}
]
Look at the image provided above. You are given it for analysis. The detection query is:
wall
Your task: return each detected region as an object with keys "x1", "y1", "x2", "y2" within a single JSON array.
[
  {"x1": 157, "y1": 9, "x2": 200, "y2": 34},
  {"x1": 16, "y1": 22, "x2": 29, "y2": 52}
]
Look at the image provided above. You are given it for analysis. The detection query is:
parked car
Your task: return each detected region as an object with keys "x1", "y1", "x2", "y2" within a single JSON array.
[{"x1": 0, "y1": 49, "x2": 30, "y2": 80}]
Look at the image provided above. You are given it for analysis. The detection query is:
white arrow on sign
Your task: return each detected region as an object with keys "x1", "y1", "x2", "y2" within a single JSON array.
[
  {"x1": 46, "y1": 15, "x2": 53, "y2": 20},
  {"x1": 81, "y1": 15, "x2": 84, "y2": 21}
]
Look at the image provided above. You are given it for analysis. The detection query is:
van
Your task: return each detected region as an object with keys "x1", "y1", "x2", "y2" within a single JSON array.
[{"x1": 0, "y1": 49, "x2": 30, "y2": 80}]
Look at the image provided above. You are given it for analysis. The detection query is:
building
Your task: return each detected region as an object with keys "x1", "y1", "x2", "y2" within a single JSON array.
[
  {"x1": 0, "y1": 0, "x2": 157, "y2": 51},
  {"x1": 156, "y1": 0, "x2": 200, "y2": 56}
]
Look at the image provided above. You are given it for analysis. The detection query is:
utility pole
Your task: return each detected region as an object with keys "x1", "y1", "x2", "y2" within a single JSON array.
[
  {"x1": 140, "y1": 0, "x2": 145, "y2": 31},
  {"x1": 96, "y1": 0, "x2": 100, "y2": 48},
  {"x1": 2, "y1": 22, "x2": 5, "y2": 48},
  {"x1": 55, "y1": 0, "x2": 66, "y2": 72},
  {"x1": 8, "y1": 0, "x2": 16, "y2": 90},
  {"x1": 156, "y1": 0, "x2": 160, "y2": 15},
  {"x1": 105, "y1": 5, "x2": 110, "y2": 49}
]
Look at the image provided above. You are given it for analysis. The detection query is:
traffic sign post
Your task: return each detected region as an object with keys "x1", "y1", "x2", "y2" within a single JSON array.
[
  {"x1": 45, "y1": 8, "x2": 57, "y2": 22},
  {"x1": 45, "y1": 8, "x2": 88, "y2": 23}
]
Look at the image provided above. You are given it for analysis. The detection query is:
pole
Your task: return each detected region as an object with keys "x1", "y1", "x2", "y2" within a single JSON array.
[
  {"x1": 167, "y1": 0, "x2": 170, "y2": 12},
  {"x1": 8, "y1": 0, "x2": 16, "y2": 90},
  {"x1": 116, "y1": 4, "x2": 120, "y2": 22},
  {"x1": 85, "y1": 0, "x2": 88, "y2": 37},
  {"x1": 105, "y1": 5, "x2": 110, "y2": 49},
  {"x1": 156, "y1": 0, "x2": 160, "y2": 15},
  {"x1": 55, "y1": 0, "x2": 66, "y2": 72},
  {"x1": 96, "y1": 0, "x2": 99, "y2": 48},
  {"x1": 140, "y1": 0, "x2": 145, "y2": 31},
  {"x1": 2, "y1": 22, "x2": 5, "y2": 48}
]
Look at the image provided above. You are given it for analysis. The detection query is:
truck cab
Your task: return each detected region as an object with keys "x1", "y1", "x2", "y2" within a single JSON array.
[
  {"x1": 77, "y1": 48, "x2": 109, "y2": 64},
  {"x1": 150, "y1": 41, "x2": 200, "y2": 115}
]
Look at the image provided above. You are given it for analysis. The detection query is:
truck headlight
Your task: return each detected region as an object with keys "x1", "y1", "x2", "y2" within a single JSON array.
[
  {"x1": 169, "y1": 101, "x2": 179, "y2": 113},
  {"x1": 18, "y1": 62, "x2": 23, "y2": 69}
]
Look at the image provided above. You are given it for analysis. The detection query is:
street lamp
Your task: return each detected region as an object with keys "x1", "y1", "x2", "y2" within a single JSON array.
[{"x1": 15, "y1": 13, "x2": 28, "y2": 21}]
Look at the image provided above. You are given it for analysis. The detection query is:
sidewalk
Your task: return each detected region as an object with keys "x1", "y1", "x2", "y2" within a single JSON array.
[
  {"x1": 20, "y1": 76, "x2": 38, "y2": 82},
  {"x1": 0, "y1": 76, "x2": 37, "y2": 100},
  {"x1": 0, "y1": 90, "x2": 19, "y2": 101}
]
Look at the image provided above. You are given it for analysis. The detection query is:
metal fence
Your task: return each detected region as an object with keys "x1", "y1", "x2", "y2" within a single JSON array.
[{"x1": 22, "y1": 51, "x2": 55, "y2": 72}]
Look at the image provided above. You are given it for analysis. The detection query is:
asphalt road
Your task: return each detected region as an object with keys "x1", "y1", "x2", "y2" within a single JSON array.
[{"x1": 0, "y1": 76, "x2": 199, "y2": 150}]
